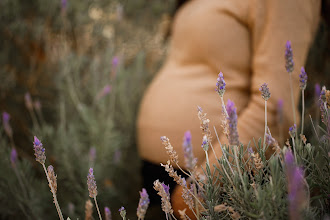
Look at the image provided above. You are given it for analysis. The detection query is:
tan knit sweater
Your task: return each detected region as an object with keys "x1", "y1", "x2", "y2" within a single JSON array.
[{"x1": 137, "y1": 0, "x2": 320, "y2": 170}]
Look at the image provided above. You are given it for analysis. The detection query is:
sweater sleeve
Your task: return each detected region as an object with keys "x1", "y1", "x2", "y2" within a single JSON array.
[{"x1": 232, "y1": 0, "x2": 320, "y2": 150}]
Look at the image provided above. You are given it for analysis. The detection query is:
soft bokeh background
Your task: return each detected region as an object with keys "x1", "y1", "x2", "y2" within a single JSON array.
[{"x1": 0, "y1": 0, "x2": 329, "y2": 219}]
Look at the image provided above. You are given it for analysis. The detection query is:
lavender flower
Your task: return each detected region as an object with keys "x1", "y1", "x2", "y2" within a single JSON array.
[
  {"x1": 315, "y1": 83, "x2": 321, "y2": 103},
  {"x1": 10, "y1": 148, "x2": 17, "y2": 166},
  {"x1": 47, "y1": 165, "x2": 57, "y2": 194},
  {"x1": 2, "y1": 112, "x2": 12, "y2": 138},
  {"x1": 285, "y1": 41, "x2": 294, "y2": 73},
  {"x1": 226, "y1": 99, "x2": 239, "y2": 146},
  {"x1": 215, "y1": 72, "x2": 226, "y2": 97},
  {"x1": 259, "y1": 83, "x2": 271, "y2": 101},
  {"x1": 61, "y1": 0, "x2": 67, "y2": 10},
  {"x1": 33, "y1": 136, "x2": 46, "y2": 164},
  {"x1": 87, "y1": 168, "x2": 98, "y2": 198},
  {"x1": 182, "y1": 131, "x2": 197, "y2": 170},
  {"x1": 277, "y1": 99, "x2": 284, "y2": 124},
  {"x1": 96, "y1": 85, "x2": 112, "y2": 100},
  {"x1": 153, "y1": 180, "x2": 173, "y2": 215},
  {"x1": 24, "y1": 92, "x2": 33, "y2": 110},
  {"x1": 201, "y1": 135, "x2": 209, "y2": 151},
  {"x1": 137, "y1": 188, "x2": 150, "y2": 220},
  {"x1": 284, "y1": 151, "x2": 306, "y2": 219},
  {"x1": 299, "y1": 67, "x2": 308, "y2": 90},
  {"x1": 105, "y1": 207, "x2": 112, "y2": 220},
  {"x1": 289, "y1": 124, "x2": 297, "y2": 138},
  {"x1": 119, "y1": 207, "x2": 126, "y2": 219},
  {"x1": 89, "y1": 147, "x2": 96, "y2": 163},
  {"x1": 112, "y1": 56, "x2": 119, "y2": 68}
]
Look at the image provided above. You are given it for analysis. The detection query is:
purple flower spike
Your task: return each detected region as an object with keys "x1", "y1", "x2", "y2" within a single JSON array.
[
  {"x1": 2, "y1": 112, "x2": 13, "y2": 138},
  {"x1": 299, "y1": 67, "x2": 308, "y2": 90},
  {"x1": 104, "y1": 207, "x2": 112, "y2": 220},
  {"x1": 289, "y1": 124, "x2": 297, "y2": 138},
  {"x1": 61, "y1": 0, "x2": 67, "y2": 9},
  {"x1": 215, "y1": 72, "x2": 226, "y2": 97},
  {"x1": 277, "y1": 99, "x2": 284, "y2": 124},
  {"x1": 10, "y1": 148, "x2": 18, "y2": 166},
  {"x1": 201, "y1": 135, "x2": 209, "y2": 151},
  {"x1": 226, "y1": 99, "x2": 239, "y2": 146},
  {"x1": 89, "y1": 147, "x2": 96, "y2": 162},
  {"x1": 284, "y1": 150, "x2": 306, "y2": 219},
  {"x1": 24, "y1": 93, "x2": 33, "y2": 110},
  {"x1": 285, "y1": 41, "x2": 294, "y2": 73},
  {"x1": 119, "y1": 206, "x2": 126, "y2": 218},
  {"x1": 259, "y1": 83, "x2": 271, "y2": 101},
  {"x1": 137, "y1": 188, "x2": 150, "y2": 219},
  {"x1": 33, "y1": 136, "x2": 46, "y2": 164},
  {"x1": 162, "y1": 183, "x2": 170, "y2": 195},
  {"x1": 87, "y1": 168, "x2": 98, "y2": 198},
  {"x1": 183, "y1": 131, "x2": 196, "y2": 170}
]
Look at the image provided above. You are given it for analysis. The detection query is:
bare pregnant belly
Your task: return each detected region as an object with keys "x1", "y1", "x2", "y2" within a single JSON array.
[{"x1": 137, "y1": 64, "x2": 224, "y2": 168}]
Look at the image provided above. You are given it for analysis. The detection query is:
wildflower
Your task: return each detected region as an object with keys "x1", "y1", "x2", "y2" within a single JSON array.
[
  {"x1": 284, "y1": 150, "x2": 307, "y2": 219},
  {"x1": 161, "y1": 136, "x2": 179, "y2": 164},
  {"x1": 315, "y1": 83, "x2": 321, "y2": 105},
  {"x1": 104, "y1": 207, "x2": 112, "y2": 220},
  {"x1": 201, "y1": 135, "x2": 209, "y2": 151},
  {"x1": 285, "y1": 41, "x2": 294, "y2": 73},
  {"x1": 277, "y1": 99, "x2": 284, "y2": 124},
  {"x1": 24, "y1": 92, "x2": 33, "y2": 111},
  {"x1": 119, "y1": 207, "x2": 126, "y2": 219},
  {"x1": 259, "y1": 83, "x2": 271, "y2": 101},
  {"x1": 85, "y1": 200, "x2": 93, "y2": 220},
  {"x1": 137, "y1": 188, "x2": 150, "y2": 220},
  {"x1": 10, "y1": 148, "x2": 17, "y2": 166},
  {"x1": 89, "y1": 147, "x2": 96, "y2": 163},
  {"x1": 161, "y1": 160, "x2": 185, "y2": 186},
  {"x1": 153, "y1": 180, "x2": 173, "y2": 215},
  {"x1": 289, "y1": 124, "x2": 297, "y2": 138},
  {"x1": 96, "y1": 85, "x2": 112, "y2": 100},
  {"x1": 181, "y1": 179, "x2": 194, "y2": 210},
  {"x1": 33, "y1": 136, "x2": 46, "y2": 164},
  {"x1": 226, "y1": 99, "x2": 239, "y2": 146},
  {"x1": 197, "y1": 106, "x2": 212, "y2": 142},
  {"x1": 215, "y1": 72, "x2": 226, "y2": 97},
  {"x1": 61, "y1": 0, "x2": 67, "y2": 10},
  {"x1": 299, "y1": 67, "x2": 308, "y2": 90},
  {"x1": 2, "y1": 112, "x2": 13, "y2": 138},
  {"x1": 87, "y1": 168, "x2": 98, "y2": 198},
  {"x1": 47, "y1": 165, "x2": 57, "y2": 194},
  {"x1": 182, "y1": 131, "x2": 197, "y2": 171}
]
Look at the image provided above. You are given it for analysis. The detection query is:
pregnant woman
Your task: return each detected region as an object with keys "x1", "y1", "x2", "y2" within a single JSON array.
[{"x1": 137, "y1": 0, "x2": 321, "y2": 217}]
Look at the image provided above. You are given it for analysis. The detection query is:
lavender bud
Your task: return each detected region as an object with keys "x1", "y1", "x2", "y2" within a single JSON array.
[
  {"x1": 2, "y1": 112, "x2": 13, "y2": 138},
  {"x1": 183, "y1": 131, "x2": 196, "y2": 170},
  {"x1": 277, "y1": 99, "x2": 284, "y2": 124},
  {"x1": 215, "y1": 72, "x2": 226, "y2": 97},
  {"x1": 24, "y1": 93, "x2": 33, "y2": 111},
  {"x1": 47, "y1": 165, "x2": 57, "y2": 194},
  {"x1": 285, "y1": 41, "x2": 294, "y2": 73},
  {"x1": 137, "y1": 188, "x2": 150, "y2": 220},
  {"x1": 87, "y1": 168, "x2": 98, "y2": 198},
  {"x1": 201, "y1": 135, "x2": 209, "y2": 151},
  {"x1": 104, "y1": 207, "x2": 112, "y2": 220},
  {"x1": 10, "y1": 148, "x2": 17, "y2": 166},
  {"x1": 289, "y1": 124, "x2": 297, "y2": 138},
  {"x1": 226, "y1": 99, "x2": 240, "y2": 146},
  {"x1": 299, "y1": 67, "x2": 307, "y2": 90},
  {"x1": 33, "y1": 136, "x2": 46, "y2": 164},
  {"x1": 259, "y1": 83, "x2": 271, "y2": 101},
  {"x1": 119, "y1": 207, "x2": 126, "y2": 219}
]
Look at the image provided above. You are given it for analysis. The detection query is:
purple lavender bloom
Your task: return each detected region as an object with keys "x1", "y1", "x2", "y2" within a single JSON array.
[
  {"x1": 89, "y1": 147, "x2": 96, "y2": 163},
  {"x1": 226, "y1": 99, "x2": 240, "y2": 146},
  {"x1": 104, "y1": 207, "x2": 112, "y2": 220},
  {"x1": 119, "y1": 206, "x2": 126, "y2": 219},
  {"x1": 10, "y1": 148, "x2": 17, "y2": 166},
  {"x1": 87, "y1": 168, "x2": 98, "y2": 198},
  {"x1": 33, "y1": 136, "x2": 46, "y2": 164},
  {"x1": 112, "y1": 56, "x2": 119, "y2": 68},
  {"x1": 137, "y1": 188, "x2": 150, "y2": 219},
  {"x1": 182, "y1": 131, "x2": 196, "y2": 170},
  {"x1": 285, "y1": 41, "x2": 294, "y2": 73},
  {"x1": 284, "y1": 150, "x2": 306, "y2": 219},
  {"x1": 215, "y1": 72, "x2": 226, "y2": 97},
  {"x1": 201, "y1": 135, "x2": 209, "y2": 151},
  {"x1": 289, "y1": 124, "x2": 297, "y2": 138},
  {"x1": 162, "y1": 183, "x2": 170, "y2": 195},
  {"x1": 248, "y1": 147, "x2": 253, "y2": 154},
  {"x1": 61, "y1": 0, "x2": 67, "y2": 9},
  {"x1": 2, "y1": 112, "x2": 12, "y2": 138},
  {"x1": 24, "y1": 92, "x2": 33, "y2": 110},
  {"x1": 299, "y1": 67, "x2": 308, "y2": 90},
  {"x1": 259, "y1": 83, "x2": 271, "y2": 101},
  {"x1": 277, "y1": 99, "x2": 284, "y2": 124}
]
